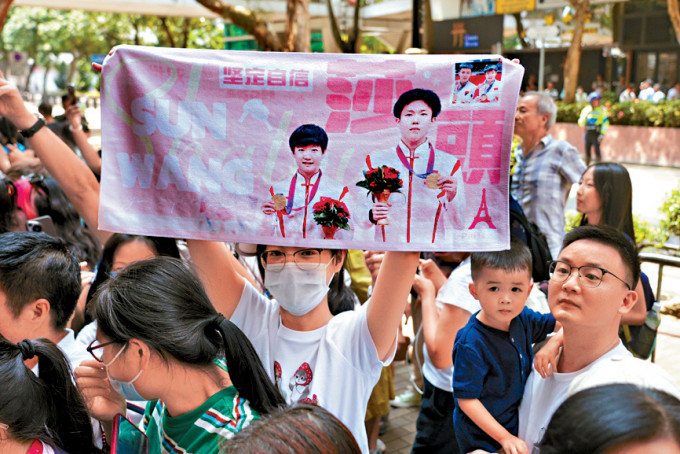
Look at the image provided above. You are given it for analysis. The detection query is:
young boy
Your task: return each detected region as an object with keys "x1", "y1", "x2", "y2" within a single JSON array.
[{"x1": 452, "y1": 240, "x2": 557, "y2": 454}]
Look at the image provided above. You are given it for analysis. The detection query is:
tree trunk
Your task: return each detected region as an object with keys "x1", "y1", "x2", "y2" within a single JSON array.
[
  {"x1": 349, "y1": 0, "x2": 361, "y2": 53},
  {"x1": 159, "y1": 17, "x2": 176, "y2": 47},
  {"x1": 513, "y1": 12, "x2": 530, "y2": 48},
  {"x1": 42, "y1": 60, "x2": 51, "y2": 98},
  {"x1": 669, "y1": 0, "x2": 680, "y2": 46},
  {"x1": 67, "y1": 56, "x2": 78, "y2": 85},
  {"x1": 195, "y1": 0, "x2": 282, "y2": 51},
  {"x1": 0, "y1": 0, "x2": 13, "y2": 34},
  {"x1": 285, "y1": 0, "x2": 311, "y2": 52},
  {"x1": 421, "y1": 0, "x2": 434, "y2": 53},
  {"x1": 181, "y1": 18, "x2": 190, "y2": 48},
  {"x1": 563, "y1": 0, "x2": 589, "y2": 104},
  {"x1": 326, "y1": 0, "x2": 359, "y2": 53},
  {"x1": 24, "y1": 60, "x2": 36, "y2": 92}
]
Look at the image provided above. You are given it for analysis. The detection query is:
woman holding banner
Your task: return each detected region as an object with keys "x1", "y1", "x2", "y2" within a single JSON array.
[{"x1": 188, "y1": 240, "x2": 419, "y2": 453}]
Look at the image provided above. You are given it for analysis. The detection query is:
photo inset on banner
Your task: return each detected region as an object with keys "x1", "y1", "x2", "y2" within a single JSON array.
[
  {"x1": 358, "y1": 88, "x2": 466, "y2": 244},
  {"x1": 261, "y1": 124, "x2": 353, "y2": 240},
  {"x1": 451, "y1": 59, "x2": 503, "y2": 105}
]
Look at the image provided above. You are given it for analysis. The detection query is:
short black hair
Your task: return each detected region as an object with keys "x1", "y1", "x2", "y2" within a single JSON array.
[
  {"x1": 470, "y1": 239, "x2": 533, "y2": 282},
  {"x1": 393, "y1": 88, "x2": 442, "y2": 119},
  {"x1": 38, "y1": 102, "x2": 53, "y2": 118},
  {"x1": 288, "y1": 124, "x2": 328, "y2": 153},
  {"x1": 561, "y1": 225, "x2": 640, "y2": 289},
  {"x1": 0, "y1": 232, "x2": 80, "y2": 330}
]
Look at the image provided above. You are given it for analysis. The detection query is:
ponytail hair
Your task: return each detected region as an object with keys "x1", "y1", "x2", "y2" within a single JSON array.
[
  {"x1": 0, "y1": 336, "x2": 100, "y2": 453},
  {"x1": 214, "y1": 317, "x2": 285, "y2": 414},
  {"x1": 92, "y1": 257, "x2": 285, "y2": 415}
]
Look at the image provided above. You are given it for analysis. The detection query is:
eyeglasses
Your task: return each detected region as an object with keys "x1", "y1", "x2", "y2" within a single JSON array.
[
  {"x1": 86, "y1": 339, "x2": 119, "y2": 363},
  {"x1": 260, "y1": 248, "x2": 325, "y2": 272},
  {"x1": 548, "y1": 260, "x2": 632, "y2": 290}
]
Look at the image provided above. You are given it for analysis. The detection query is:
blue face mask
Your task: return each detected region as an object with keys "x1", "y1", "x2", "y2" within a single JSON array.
[
  {"x1": 104, "y1": 343, "x2": 145, "y2": 401},
  {"x1": 111, "y1": 380, "x2": 146, "y2": 402}
]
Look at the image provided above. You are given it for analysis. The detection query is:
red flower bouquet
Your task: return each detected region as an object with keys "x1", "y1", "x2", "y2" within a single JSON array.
[
  {"x1": 356, "y1": 165, "x2": 403, "y2": 194},
  {"x1": 356, "y1": 165, "x2": 403, "y2": 226},
  {"x1": 313, "y1": 197, "x2": 351, "y2": 239}
]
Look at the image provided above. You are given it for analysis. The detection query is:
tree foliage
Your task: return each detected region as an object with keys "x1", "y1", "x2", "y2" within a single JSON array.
[{"x1": 1, "y1": 6, "x2": 224, "y2": 90}]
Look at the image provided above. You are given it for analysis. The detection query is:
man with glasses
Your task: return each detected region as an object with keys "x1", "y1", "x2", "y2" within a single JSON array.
[{"x1": 518, "y1": 225, "x2": 642, "y2": 451}]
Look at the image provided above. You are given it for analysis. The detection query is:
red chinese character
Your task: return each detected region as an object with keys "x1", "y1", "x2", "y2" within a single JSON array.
[
  {"x1": 466, "y1": 110, "x2": 505, "y2": 184},
  {"x1": 222, "y1": 67, "x2": 243, "y2": 85},
  {"x1": 245, "y1": 67, "x2": 265, "y2": 85},
  {"x1": 290, "y1": 70, "x2": 310, "y2": 87},
  {"x1": 267, "y1": 69, "x2": 287, "y2": 86},
  {"x1": 324, "y1": 60, "x2": 417, "y2": 134}
]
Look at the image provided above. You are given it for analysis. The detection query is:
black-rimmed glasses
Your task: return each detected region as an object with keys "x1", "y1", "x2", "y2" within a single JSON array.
[{"x1": 548, "y1": 260, "x2": 632, "y2": 290}]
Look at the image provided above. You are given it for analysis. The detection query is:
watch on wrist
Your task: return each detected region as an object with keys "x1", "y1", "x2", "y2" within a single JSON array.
[{"x1": 19, "y1": 117, "x2": 46, "y2": 139}]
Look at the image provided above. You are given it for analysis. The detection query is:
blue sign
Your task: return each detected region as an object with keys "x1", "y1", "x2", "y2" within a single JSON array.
[{"x1": 464, "y1": 34, "x2": 480, "y2": 48}]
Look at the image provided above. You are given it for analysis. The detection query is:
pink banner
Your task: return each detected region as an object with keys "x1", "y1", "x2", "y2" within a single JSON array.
[{"x1": 99, "y1": 46, "x2": 523, "y2": 251}]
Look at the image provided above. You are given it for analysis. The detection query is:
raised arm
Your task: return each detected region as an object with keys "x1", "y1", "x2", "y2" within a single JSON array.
[
  {"x1": 187, "y1": 239, "x2": 246, "y2": 319},
  {"x1": 0, "y1": 73, "x2": 109, "y2": 244},
  {"x1": 367, "y1": 251, "x2": 419, "y2": 361},
  {"x1": 66, "y1": 105, "x2": 102, "y2": 176}
]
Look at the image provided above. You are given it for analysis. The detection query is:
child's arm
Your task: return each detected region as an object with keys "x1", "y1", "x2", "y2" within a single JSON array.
[
  {"x1": 458, "y1": 399, "x2": 529, "y2": 454},
  {"x1": 367, "y1": 251, "x2": 420, "y2": 361},
  {"x1": 533, "y1": 327, "x2": 563, "y2": 378}
]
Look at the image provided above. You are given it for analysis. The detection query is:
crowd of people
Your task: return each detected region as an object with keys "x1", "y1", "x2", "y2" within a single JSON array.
[
  {"x1": 1, "y1": 63, "x2": 680, "y2": 454},
  {"x1": 533, "y1": 75, "x2": 680, "y2": 104}
]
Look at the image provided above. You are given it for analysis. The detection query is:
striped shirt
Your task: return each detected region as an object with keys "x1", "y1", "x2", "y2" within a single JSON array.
[
  {"x1": 513, "y1": 134, "x2": 586, "y2": 258},
  {"x1": 137, "y1": 359, "x2": 258, "y2": 454}
]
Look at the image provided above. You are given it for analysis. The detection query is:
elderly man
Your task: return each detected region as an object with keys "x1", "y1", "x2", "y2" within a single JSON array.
[
  {"x1": 512, "y1": 92, "x2": 586, "y2": 259},
  {"x1": 518, "y1": 225, "x2": 678, "y2": 451},
  {"x1": 638, "y1": 79, "x2": 655, "y2": 101}
]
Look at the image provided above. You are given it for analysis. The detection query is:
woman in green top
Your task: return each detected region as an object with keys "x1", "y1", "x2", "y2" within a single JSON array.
[{"x1": 75, "y1": 257, "x2": 285, "y2": 453}]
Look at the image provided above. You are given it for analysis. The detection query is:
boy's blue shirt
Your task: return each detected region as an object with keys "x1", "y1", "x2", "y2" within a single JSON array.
[{"x1": 452, "y1": 306, "x2": 556, "y2": 453}]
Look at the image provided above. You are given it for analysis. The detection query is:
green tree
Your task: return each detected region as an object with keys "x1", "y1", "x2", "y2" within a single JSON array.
[{"x1": 562, "y1": 0, "x2": 590, "y2": 103}]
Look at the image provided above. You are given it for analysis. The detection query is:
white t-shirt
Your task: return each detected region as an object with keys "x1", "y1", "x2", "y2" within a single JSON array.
[
  {"x1": 58, "y1": 328, "x2": 91, "y2": 372},
  {"x1": 232, "y1": 282, "x2": 393, "y2": 454},
  {"x1": 421, "y1": 258, "x2": 478, "y2": 392},
  {"x1": 518, "y1": 341, "x2": 631, "y2": 452}
]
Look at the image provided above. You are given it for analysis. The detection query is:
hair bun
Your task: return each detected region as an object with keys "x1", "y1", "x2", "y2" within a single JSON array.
[{"x1": 17, "y1": 339, "x2": 36, "y2": 360}]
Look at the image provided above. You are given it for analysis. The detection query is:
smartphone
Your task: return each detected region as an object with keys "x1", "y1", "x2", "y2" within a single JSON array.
[
  {"x1": 26, "y1": 215, "x2": 58, "y2": 237},
  {"x1": 67, "y1": 85, "x2": 79, "y2": 105},
  {"x1": 2, "y1": 142, "x2": 26, "y2": 154},
  {"x1": 111, "y1": 413, "x2": 149, "y2": 454}
]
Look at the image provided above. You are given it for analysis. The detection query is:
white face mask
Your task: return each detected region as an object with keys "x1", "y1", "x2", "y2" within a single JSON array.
[
  {"x1": 104, "y1": 343, "x2": 145, "y2": 400},
  {"x1": 265, "y1": 261, "x2": 333, "y2": 316}
]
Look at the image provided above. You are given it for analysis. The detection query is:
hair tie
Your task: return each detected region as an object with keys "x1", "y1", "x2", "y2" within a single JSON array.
[
  {"x1": 17, "y1": 339, "x2": 36, "y2": 360},
  {"x1": 213, "y1": 313, "x2": 226, "y2": 327}
]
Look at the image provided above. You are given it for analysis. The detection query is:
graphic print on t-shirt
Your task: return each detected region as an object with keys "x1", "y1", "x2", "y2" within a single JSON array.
[{"x1": 275, "y1": 361, "x2": 318, "y2": 404}]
